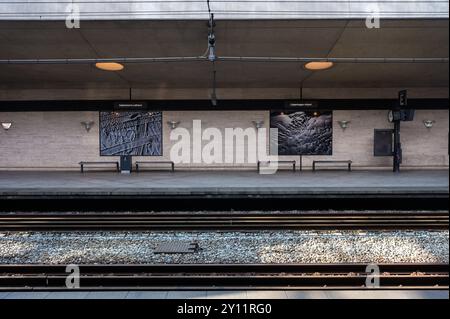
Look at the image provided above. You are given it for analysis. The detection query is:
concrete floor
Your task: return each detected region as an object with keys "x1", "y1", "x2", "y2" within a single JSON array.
[
  {"x1": 0, "y1": 290, "x2": 448, "y2": 300},
  {"x1": 0, "y1": 170, "x2": 448, "y2": 197}
]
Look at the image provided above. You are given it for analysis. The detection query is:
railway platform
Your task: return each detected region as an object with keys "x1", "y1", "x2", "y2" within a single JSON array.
[
  {"x1": 0, "y1": 170, "x2": 448, "y2": 199},
  {"x1": 1, "y1": 290, "x2": 448, "y2": 300}
]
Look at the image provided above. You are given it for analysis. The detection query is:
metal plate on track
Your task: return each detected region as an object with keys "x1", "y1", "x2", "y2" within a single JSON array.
[{"x1": 154, "y1": 242, "x2": 199, "y2": 254}]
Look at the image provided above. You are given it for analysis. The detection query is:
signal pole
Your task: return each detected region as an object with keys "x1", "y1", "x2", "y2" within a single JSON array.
[
  {"x1": 393, "y1": 117, "x2": 401, "y2": 173},
  {"x1": 393, "y1": 90, "x2": 407, "y2": 173}
]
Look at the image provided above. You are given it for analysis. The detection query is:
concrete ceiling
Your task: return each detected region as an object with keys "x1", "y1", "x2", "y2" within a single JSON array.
[{"x1": 0, "y1": 19, "x2": 448, "y2": 100}]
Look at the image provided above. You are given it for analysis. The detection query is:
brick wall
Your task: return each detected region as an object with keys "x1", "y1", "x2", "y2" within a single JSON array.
[{"x1": 0, "y1": 110, "x2": 448, "y2": 170}]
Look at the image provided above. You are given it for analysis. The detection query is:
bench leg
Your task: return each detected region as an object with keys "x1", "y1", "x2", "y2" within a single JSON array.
[
  {"x1": 80, "y1": 165, "x2": 84, "y2": 173},
  {"x1": 257, "y1": 161, "x2": 260, "y2": 173},
  {"x1": 293, "y1": 163, "x2": 296, "y2": 172},
  {"x1": 171, "y1": 163, "x2": 175, "y2": 172},
  {"x1": 313, "y1": 163, "x2": 315, "y2": 171},
  {"x1": 348, "y1": 163, "x2": 351, "y2": 172},
  {"x1": 136, "y1": 164, "x2": 139, "y2": 172},
  {"x1": 116, "y1": 163, "x2": 120, "y2": 172}
]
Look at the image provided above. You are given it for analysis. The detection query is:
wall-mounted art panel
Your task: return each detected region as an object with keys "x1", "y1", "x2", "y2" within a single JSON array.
[
  {"x1": 270, "y1": 111, "x2": 333, "y2": 155},
  {"x1": 99, "y1": 111, "x2": 162, "y2": 156}
]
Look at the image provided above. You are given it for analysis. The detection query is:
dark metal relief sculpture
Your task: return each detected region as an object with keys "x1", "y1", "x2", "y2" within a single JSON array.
[
  {"x1": 100, "y1": 112, "x2": 163, "y2": 156},
  {"x1": 270, "y1": 111, "x2": 333, "y2": 155}
]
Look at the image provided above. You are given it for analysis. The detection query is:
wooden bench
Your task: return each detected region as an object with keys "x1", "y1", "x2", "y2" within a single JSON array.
[
  {"x1": 135, "y1": 161, "x2": 175, "y2": 172},
  {"x1": 257, "y1": 160, "x2": 296, "y2": 172},
  {"x1": 79, "y1": 161, "x2": 119, "y2": 173},
  {"x1": 312, "y1": 160, "x2": 352, "y2": 172}
]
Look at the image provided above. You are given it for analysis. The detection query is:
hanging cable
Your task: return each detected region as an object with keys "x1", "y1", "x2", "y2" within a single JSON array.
[
  {"x1": 206, "y1": 1, "x2": 216, "y2": 62},
  {"x1": 206, "y1": 0, "x2": 218, "y2": 106},
  {"x1": 207, "y1": 16, "x2": 216, "y2": 62},
  {"x1": 211, "y1": 62, "x2": 218, "y2": 106}
]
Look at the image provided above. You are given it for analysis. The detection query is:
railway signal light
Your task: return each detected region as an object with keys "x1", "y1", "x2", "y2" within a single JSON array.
[{"x1": 399, "y1": 90, "x2": 408, "y2": 107}]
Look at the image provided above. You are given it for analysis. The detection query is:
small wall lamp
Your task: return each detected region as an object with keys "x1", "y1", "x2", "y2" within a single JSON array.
[
  {"x1": 1, "y1": 122, "x2": 12, "y2": 131},
  {"x1": 252, "y1": 120, "x2": 265, "y2": 129},
  {"x1": 338, "y1": 120, "x2": 350, "y2": 130},
  {"x1": 81, "y1": 121, "x2": 95, "y2": 132},
  {"x1": 167, "y1": 121, "x2": 180, "y2": 130},
  {"x1": 423, "y1": 120, "x2": 435, "y2": 129}
]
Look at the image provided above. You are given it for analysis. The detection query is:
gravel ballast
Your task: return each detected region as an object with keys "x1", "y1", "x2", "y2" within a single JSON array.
[{"x1": 0, "y1": 230, "x2": 447, "y2": 264}]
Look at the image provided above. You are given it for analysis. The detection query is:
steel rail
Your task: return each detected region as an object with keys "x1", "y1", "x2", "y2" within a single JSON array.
[
  {"x1": 0, "y1": 212, "x2": 447, "y2": 231},
  {"x1": 0, "y1": 263, "x2": 447, "y2": 290}
]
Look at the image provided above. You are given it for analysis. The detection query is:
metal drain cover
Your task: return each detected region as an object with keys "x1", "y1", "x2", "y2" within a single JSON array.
[{"x1": 154, "y1": 242, "x2": 199, "y2": 254}]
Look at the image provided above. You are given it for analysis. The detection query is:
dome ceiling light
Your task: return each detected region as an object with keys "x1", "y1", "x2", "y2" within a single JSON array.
[
  {"x1": 95, "y1": 62, "x2": 124, "y2": 71},
  {"x1": 304, "y1": 61, "x2": 334, "y2": 71}
]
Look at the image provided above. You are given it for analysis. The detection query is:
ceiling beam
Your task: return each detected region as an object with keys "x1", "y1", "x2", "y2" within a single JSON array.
[{"x1": 0, "y1": 57, "x2": 448, "y2": 64}]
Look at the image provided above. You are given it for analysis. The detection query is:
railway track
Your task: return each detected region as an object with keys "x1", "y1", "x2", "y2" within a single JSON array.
[
  {"x1": 0, "y1": 263, "x2": 447, "y2": 290},
  {"x1": 0, "y1": 212, "x2": 447, "y2": 231}
]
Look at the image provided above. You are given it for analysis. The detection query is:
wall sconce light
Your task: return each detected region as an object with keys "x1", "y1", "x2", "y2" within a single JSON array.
[
  {"x1": 252, "y1": 120, "x2": 265, "y2": 129},
  {"x1": 338, "y1": 120, "x2": 350, "y2": 130},
  {"x1": 81, "y1": 121, "x2": 95, "y2": 132},
  {"x1": 167, "y1": 121, "x2": 180, "y2": 130},
  {"x1": 423, "y1": 120, "x2": 435, "y2": 129},
  {"x1": 1, "y1": 122, "x2": 12, "y2": 131}
]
